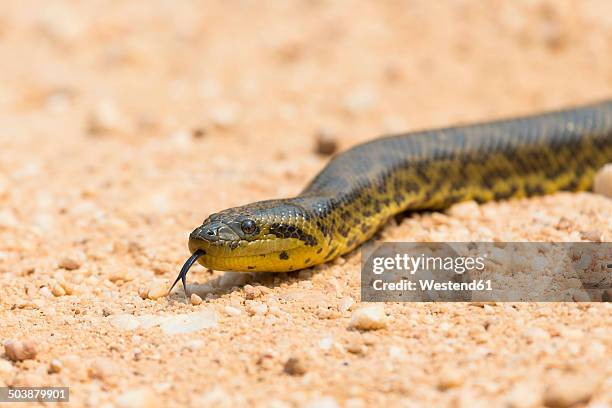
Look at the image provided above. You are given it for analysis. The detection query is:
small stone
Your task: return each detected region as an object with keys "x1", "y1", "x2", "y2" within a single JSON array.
[
  {"x1": 580, "y1": 229, "x2": 602, "y2": 242},
  {"x1": 184, "y1": 340, "x2": 204, "y2": 351},
  {"x1": 283, "y1": 357, "x2": 306, "y2": 376},
  {"x1": 448, "y1": 200, "x2": 480, "y2": 218},
  {"x1": 48, "y1": 359, "x2": 62, "y2": 374},
  {"x1": 88, "y1": 358, "x2": 118, "y2": 382},
  {"x1": 506, "y1": 382, "x2": 542, "y2": 408},
  {"x1": 0, "y1": 209, "x2": 18, "y2": 229},
  {"x1": 224, "y1": 306, "x2": 242, "y2": 316},
  {"x1": 522, "y1": 327, "x2": 550, "y2": 343},
  {"x1": 339, "y1": 297, "x2": 355, "y2": 312},
  {"x1": 244, "y1": 284, "x2": 261, "y2": 300},
  {"x1": 319, "y1": 337, "x2": 334, "y2": 350},
  {"x1": 4, "y1": 339, "x2": 37, "y2": 361},
  {"x1": 344, "y1": 86, "x2": 377, "y2": 114},
  {"x1": 246, "y1": 302, "x2": 267, "y2": 316},
  {"x1": 190, "y1": 293, "x2": 203, "y2": 305},
  {"x1": 110, "y1": 314, "x2": 141, "y2": 331},
  {"x1": 210, "y1": 103, "x2": 239, "y2": 128},
  {"x1": 0, "y1": 175, "x2": 8, "y2": 198},
  {"x1": 146, "y1": 280, "x2": 168, "y2": 300},
  {"x1": 116, "y1": 388, "x2": 159, "y2": 408},
  {"x1": 39, "y1": 286, "x2": 53, "y2": 298},
  {"x1": 138, "y1": 286, "x2": 149, "y2": 299},
  {"x1": 88, "y1": 99, "x2": 128, "y2": 135},
  {"x1": 58, "y1": 257, "x2": 81, "y2": 270},
  {"x1": 543, "y1": 375, "x2": 598, "y2": 408},
  {"x1": 0, "y1": 359, "x2": 15, "y2": 374},
  {"x1": 51, "y1": 284, "x2": 66, "y2": 297},
  {"x1": 349, "y1": 305, "x2": 388, "y2": 330},
  {"x1": 315, "y1": 129, "x2": 338, "y2": 156},
  {"x1": 302, "y1": 396, "x2": 340, "y2": 408},
  {"x1": 159, "y1": 310, "x2": 218, "y2": 335},
  {"x1": 437, "y1": 368, "x2": 464, "y2": 390},
  {"x1": 594, "y1": 163, "x2": 612, "y2": 198}
]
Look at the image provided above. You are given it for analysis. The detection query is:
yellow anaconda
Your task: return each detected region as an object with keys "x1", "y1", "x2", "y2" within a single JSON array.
[{"x1": 172, "y1": 100, "x2": 612, "y2": 294}]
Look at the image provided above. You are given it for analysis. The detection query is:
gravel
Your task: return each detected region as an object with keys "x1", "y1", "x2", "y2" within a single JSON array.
[
  {"x1": 3, "y1": 339, "x2": 37, "y2": 362},
  {"x1": 349, "y1": 305, "x2": 388, "y2": 330}
]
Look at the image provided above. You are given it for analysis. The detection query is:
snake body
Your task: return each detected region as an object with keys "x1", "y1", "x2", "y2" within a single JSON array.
[{"x1": 174, "y1": 100, "x2": 612, "y2": 291}]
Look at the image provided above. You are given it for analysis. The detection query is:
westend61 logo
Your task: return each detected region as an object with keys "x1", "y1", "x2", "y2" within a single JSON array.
[{"x1": 361, "y1": 242, "x2": 612, "y2": 302}]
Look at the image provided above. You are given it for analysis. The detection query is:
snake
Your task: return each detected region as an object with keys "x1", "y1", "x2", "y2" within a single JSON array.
[{"x1": 171, "y1": 100, "x2": 612, "y2": 296}]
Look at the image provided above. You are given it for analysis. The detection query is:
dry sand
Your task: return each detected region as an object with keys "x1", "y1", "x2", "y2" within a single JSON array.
[{"x1": 0, "y1": 1, "x2": 611, "y2": 407}]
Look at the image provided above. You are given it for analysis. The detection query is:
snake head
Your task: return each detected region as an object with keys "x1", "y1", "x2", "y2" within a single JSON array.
[{"x1": 185, "y1": 198, "x2": 327, "y2": 272}]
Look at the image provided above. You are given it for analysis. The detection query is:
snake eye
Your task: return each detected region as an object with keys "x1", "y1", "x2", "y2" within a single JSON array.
[{"x1": 240, "y1": 219, "x2": 257, "y2": 235}]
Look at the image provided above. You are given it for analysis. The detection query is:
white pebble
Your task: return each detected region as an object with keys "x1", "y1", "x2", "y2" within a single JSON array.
[
  {"x1": 160, "y1": 310, "x2": 218, "y2": 335},
  {"x1": 88, "y1": 99, "x2": 128, "y2": 135},
  {"x1": 146, "y1": 280, "x2": 168, "y2": 300},
  {"x1": 339, "y1": 297, "x2": 355, "y2": 312},
  {"x1": 319, "y1": 337, "x2": 334, "y2": 350},
  {"x1": 39, "y1": 286, "x2": 53, "y2": 298},
  {"x1": 0, "y1": 209, "x2": 18, "y2": 229},
  {"x1": 0, "y1": 359, "x2": 15, "y2": 374},
  {"x1": 4, "y1": 339, "x2": 37, "y2": 361},
  {"x1": 594, "y1": 163, "x2": 612, "y2": 198},
  {"x1": 302, "y1": 396, "x2": 340, "y2": 408},
  {"x1": 110, "y1": 314, "x2": 141, "y2": 331},
  {"x1": 190, "y1": 293, "x2": 203, "y2": 305},
  {"x1": 224, "y1": 306, "x2": 242, "y2": 316},
  {"x1": 210, "y1": 103, "x2": 239, "y2": 128},
  {"x1": 349, "y1": 305, "x2": 388, "y2": 330},
  {"x1": 116, "y1": 388, "x2": 159, "y2": 408},
  {"x1": 344, "y1": 86, "x2": 377, "y2": 114}
]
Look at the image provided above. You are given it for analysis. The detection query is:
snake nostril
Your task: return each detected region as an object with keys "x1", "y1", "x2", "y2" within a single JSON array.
[{"x1": 206, "y1": 229, "x2": 215, "y2": 236}]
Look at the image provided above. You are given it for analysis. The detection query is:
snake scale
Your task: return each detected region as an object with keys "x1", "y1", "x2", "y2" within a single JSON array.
[{"x1": 172, "y1": 100, "x2": 612, "y2": 295}]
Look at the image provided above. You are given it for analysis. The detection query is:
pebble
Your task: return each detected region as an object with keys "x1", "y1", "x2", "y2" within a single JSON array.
[
  {"x1": 0, "y1": 359, "x2": 15, "y2": 374},
  {"x1": 39, "y1": 286, "x2": 53, "y2": 298},
  {"x1": 4, "y1": 339, "x2": 37, "y2": 361},
  {"x1": 344, "y1": 86, "x2": 377, "y2": 114},
  {"x1": 88, "y1": 358, "x2": 118, "y2": 382},
  {"x1": 58, "y1": 257, "x2": 81, "y2": 270},
  {"x1": 448, "y1": 200, "x2": 480, "y2": 218},
  {"x1": 51, "y1": 283, "x2": 66, "y2": 297},
  {"x1": 302, "y1": 396, "x2": 340, "y2": 408},
  {"x1": 224, "y1": 306, "x2": 242, "y2": 316},
  {"x1": 116, "y1": 388, "x2": 159, "y2": 408},
  {"x1": 339, "y1": 296, "x2": 355, "y2": 312},
  {"x1": 48, "y1": 359, "x2": 62, "y2": 374},
  {"x1": 246, "y1": 302, "x2": 268, "y2": 316},
  {"x1": 0, "y1": 209, "x2": 18, "y2": 229},
  {"x1": 190, "y1": 293, "x2": 203, "y2": 305},
  {"x1": 159, "y1": 310, "x2": 218, "y2": 335},
  {"x1": 138, "y1": 286, "x2": 149, "y2": 299},
  {"x1": 580, "y1": 229, "x2": 602, "y2": 242},
  {"x1": 315, "y1": 129, "x2": 338, "y2": 156},
  {"x1": 593, "y1": 164, "x2": 612, "y2": 198},
  {"x1": 88, "y1": 99, "x2": 128, "y2": 135},
  {"x1": 146, "y1": 280, "x2": 168, "y2": 300},
  {"x1": 506, "y1": 382, "x2": 542, "y2": 408},
  {"x1": 283, "y1": 357, "x2": 307, "y2": 376},
  {"x1": 437, "y1": 368, "x2": 464, "y2": 390},
  {"x1": 244, "y1": 284, "x2": 262, "y2": 300},
  {"x1": 210, "y1": 103, "x2": 239, "y2": 128},
  {"x1": 110, "y1": 314, "x2": 141, "y2": 331},
  {"x1": 543, "y1": 375, "x2": 598, "y2": 408},
  {"x1": 349, "y1": 305, "x2": 388, "y2": 330}
]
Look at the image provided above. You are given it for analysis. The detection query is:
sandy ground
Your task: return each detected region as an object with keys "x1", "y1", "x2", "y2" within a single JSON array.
[{"x1": 1, "y1": 1, "x2": 612, "y2": 407}]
